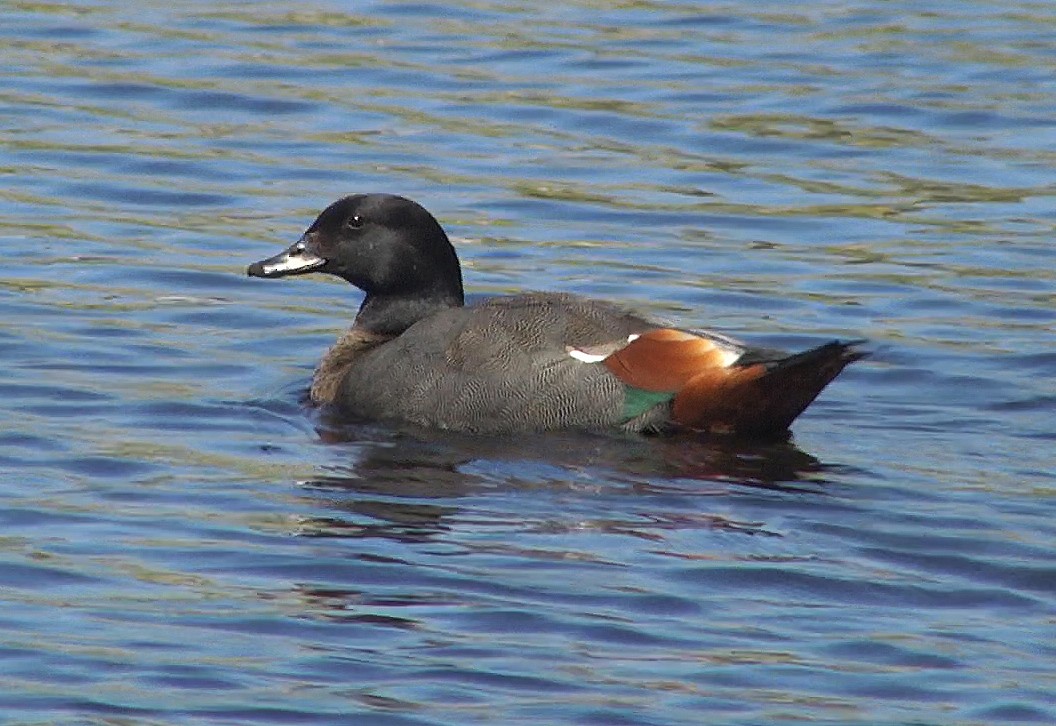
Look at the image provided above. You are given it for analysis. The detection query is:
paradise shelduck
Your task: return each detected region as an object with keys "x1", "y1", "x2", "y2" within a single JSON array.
[{"x1": 248, "y1": 194, "x2": 865, "y2": 435}]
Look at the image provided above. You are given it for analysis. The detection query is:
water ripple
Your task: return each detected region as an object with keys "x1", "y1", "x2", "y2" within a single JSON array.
[{"x1": 1, "y1": 1, "x2": 1054, "y2": 724}]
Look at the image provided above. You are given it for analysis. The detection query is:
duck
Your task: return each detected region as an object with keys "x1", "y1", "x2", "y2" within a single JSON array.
[{"x1": 247, "y1": 194, "x2": 865, "y2": 436}]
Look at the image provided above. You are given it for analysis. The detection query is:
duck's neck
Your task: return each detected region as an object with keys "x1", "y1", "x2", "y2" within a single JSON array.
[{"x1": 354, "y1": 287, "x2": 464, "y2": 336}]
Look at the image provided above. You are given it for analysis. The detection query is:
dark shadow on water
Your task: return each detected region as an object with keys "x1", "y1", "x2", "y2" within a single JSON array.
[{"x1": 290, "y1": 409, "x2": 840, "y2": 541}]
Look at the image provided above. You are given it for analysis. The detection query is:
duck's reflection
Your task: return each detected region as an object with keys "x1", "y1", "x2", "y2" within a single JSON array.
[
  {"x1": 285, "y1": 421, "x2": 843, "y2": 627},
  {"x1": 293, "y1": 417, "x2": 833, "y2": 542}
]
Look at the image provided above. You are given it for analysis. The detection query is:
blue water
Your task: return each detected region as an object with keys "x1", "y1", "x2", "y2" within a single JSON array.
[{"x1": 2, "y1": 1, "x2": 1054, "y2": 723}]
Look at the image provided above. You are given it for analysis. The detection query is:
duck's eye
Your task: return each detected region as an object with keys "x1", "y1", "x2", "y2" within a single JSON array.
[{"x1": 344, "y1": 214, "x2": 364, "y2": 230}]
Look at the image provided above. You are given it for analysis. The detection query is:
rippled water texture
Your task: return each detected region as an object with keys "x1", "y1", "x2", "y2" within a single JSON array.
[{"x1": 2, "y1": 1, "x2": 1055, "y2": 723}]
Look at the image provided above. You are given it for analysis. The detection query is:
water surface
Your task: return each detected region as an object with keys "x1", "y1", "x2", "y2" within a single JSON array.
[{"x1": 1, "y1": 1, "x2": 1054, "y2": 723}]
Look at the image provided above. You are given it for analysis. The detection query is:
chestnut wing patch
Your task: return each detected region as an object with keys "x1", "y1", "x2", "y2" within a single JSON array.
[
  {"x1": 565, "y1": 328, "x2": 746, "y2": 424},
  {"x1": 601, "y1": 328, "x2": 742, "y2": 391}
]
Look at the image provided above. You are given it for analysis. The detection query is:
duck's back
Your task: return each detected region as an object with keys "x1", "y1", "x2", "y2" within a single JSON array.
[{"x1": 332, "y1": 293, "x2": 657, "y2": 433}]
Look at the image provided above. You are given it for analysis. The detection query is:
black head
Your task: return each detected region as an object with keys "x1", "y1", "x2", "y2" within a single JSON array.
[{"x1": 248, "y1": 194, "x2": 465, "y2": 334}]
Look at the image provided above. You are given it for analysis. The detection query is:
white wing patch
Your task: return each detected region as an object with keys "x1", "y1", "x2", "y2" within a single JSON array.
[
  {"x1": 567, "y1": 349, "x2": 608, "y2": 363},
  {"x1": 696, "y1": 330, "x2": 747, "y2": 367},
  {"x1": 717, "y1": 348, "x2": 742, "y2": 367},
  {"x1": 566, "y1": 333, "x2": 641, "y2": 364}
]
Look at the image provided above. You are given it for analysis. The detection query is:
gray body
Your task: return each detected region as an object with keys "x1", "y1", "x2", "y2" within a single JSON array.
[{"x1": 319, "y1": 293, "x2": 661, "y2": 433}]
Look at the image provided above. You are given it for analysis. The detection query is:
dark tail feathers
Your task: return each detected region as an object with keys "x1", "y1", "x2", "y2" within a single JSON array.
[{"x1": 751, "y1": 339, "x2": 868, "y2": 434}]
